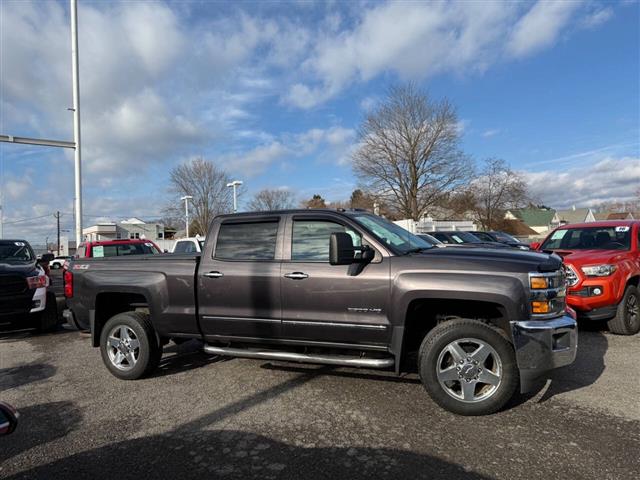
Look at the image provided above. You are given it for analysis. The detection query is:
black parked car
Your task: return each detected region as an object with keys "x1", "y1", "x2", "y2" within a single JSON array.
[
  {"x1": 431, "y1": 231, "x2": 510, "y2": 248},
  {"x1": 471, "y1": 231, "x2": 530, "y2": 250}
]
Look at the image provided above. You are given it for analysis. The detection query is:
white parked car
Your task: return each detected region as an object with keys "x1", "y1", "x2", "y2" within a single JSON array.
[
  {"x1": 171, "y1": 237, "x2": 205, "y2": 254},
  {"x1": 50, "y1": 256, "x2": 71, "y2": 269}
]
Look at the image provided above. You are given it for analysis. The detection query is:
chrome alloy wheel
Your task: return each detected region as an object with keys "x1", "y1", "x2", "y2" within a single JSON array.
[
  {"x1": 106, "y1": 325, "x2": 141, "y2": 371},
  {"x1": 436, "y1": 338, "x2": 502, "y2": 403}
]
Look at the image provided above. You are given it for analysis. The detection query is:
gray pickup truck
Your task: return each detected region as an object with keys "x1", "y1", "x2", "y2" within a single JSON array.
[{"x1": 64, "y1": 209, "x2": 577, "y2": 415}]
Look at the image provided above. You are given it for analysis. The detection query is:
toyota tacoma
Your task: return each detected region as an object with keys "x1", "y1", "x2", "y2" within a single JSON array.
[{"x1": 532, "y1": 220, "x2": 640, "y2": 335}]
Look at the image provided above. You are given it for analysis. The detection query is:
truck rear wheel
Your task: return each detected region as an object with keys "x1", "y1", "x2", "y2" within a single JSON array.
[
  {"x1": 35, "y1": 292, "x2": 59, "y2": 333},
  {"x1": 607, "y1": 286, "x2": 640, "y2": 335},
  {"x1": 100, "y1": 312, "x2": 162, "y2": 380},
  {"x1": 418, "y1": 319, "x2": 518, "y2": 416}
]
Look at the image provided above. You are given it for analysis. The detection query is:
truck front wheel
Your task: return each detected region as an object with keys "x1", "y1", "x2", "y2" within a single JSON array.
[
  {"x1": 99, "y1": 312, "x2": 163, "y2": 380},
  {"x1": 607, "y1": 286, "x2": 640, "y2": 335},
  {"x1": 418, "y1": 319, "x2": 518, "y2": 416}
]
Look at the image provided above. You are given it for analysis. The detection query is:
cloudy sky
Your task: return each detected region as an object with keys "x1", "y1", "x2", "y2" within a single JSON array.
[{"x1": 1, "y1": 0, "x2": 639, "y2": 242}]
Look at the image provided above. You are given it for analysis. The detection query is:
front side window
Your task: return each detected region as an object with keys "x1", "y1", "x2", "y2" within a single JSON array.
[
  {"x1": 215, "y1": 221, "x2": 279, "y2": 260},
  {"x1": 292, "y1": 219, "x2": 361, "y2": 262}
]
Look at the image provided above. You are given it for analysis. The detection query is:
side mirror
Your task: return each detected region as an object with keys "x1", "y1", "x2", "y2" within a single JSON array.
[
  {"x1": 530, "y1": 242, "x2": 541, "y2": 250},
  {"x1": 0, "y1": 402, "x2": 19, "y2": 436},
  {"x1": 40, "y1": 253, "x2": 55, "y2": 263},
  {"x1": 330, "y1": 232, "x2": 356, "y2": 265}
]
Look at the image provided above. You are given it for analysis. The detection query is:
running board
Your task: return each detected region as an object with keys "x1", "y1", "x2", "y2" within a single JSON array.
[{"x1": 203, "y1": 345, "x2": 395, "y2": 369}]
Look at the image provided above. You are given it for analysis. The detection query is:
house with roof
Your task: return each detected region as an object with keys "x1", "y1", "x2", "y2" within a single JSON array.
[
  {"x1": 553, "y1": 207, "x2": 596, "y2": 225},
  {"x1": 504, "y1": 207, "x2": 556, "y2": 234},
  {"x1": 605, "y1": 212, "x2": 634, "y2": 220}
]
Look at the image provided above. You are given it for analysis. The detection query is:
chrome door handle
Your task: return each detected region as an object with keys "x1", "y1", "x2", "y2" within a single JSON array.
[
  {"x1": 204, "y1": 271, "x2": 224, "y2": 278},
  {"x1": 284, "y1": 272, "x2": 309, "y2": 280}
]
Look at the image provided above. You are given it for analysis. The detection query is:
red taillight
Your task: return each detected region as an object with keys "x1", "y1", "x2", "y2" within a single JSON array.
[
  {"x1": 27, "y1": 275, "x2": 47, "y2": 289},
  {"x1": 64, "y1": 270, "x2": 73, "y2": 298}
]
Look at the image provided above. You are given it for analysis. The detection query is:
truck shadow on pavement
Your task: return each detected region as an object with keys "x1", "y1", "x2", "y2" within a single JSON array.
[
  {"x1": 535, "y1": 328, "x2": 608, "y2": 403},
  {"x1": 0, "y1": 401, "x2": 83, "y2": 466},
  {"x1": 0, "y1": 362, "x2": 57, "y2": 390},
  {"x1": 153, "y1": 339, "x2": 230, "y2": 378},
  {"x1": 2, "y1": 380, "x2": 488, "y2": 480}
]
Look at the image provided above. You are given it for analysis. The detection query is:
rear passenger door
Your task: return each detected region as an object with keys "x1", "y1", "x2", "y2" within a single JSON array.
[{"x1": 197, "y1": 216, "x2": 284, "y2": 341}]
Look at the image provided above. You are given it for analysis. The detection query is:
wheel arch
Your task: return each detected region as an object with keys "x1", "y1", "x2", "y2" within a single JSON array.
[{"x1": 91, "y1": 290, "x2": 152, "y2": 347}]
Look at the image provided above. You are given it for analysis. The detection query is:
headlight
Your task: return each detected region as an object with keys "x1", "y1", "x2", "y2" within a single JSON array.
[{"x1": 581, "y1": 264, "x2": 617, "y2": 277}]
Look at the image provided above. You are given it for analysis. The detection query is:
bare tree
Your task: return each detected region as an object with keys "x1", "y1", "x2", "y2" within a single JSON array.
[
  {"x1": 470, "y1": 158, "x2": 528, "y2": 230},
  {"x1": 166, "y1": 157, "x2": 234, "y2": 235},
  {"x1": 301, "y1": 194, "x2": 327, "y2": 209},
  {"x1": 248, "y1": 189, "x2": 296, "y2": 211},
  {"x1": 352, "y1": 84, "x2": 472, "y2": 221}
]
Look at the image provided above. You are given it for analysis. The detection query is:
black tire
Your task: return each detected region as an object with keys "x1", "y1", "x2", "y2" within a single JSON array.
[
  {"x1": 35, "y1": 292, "x2": 59, "y2": 332},
  {"x1": 99, "y1": 311, "x2": 162, "y2": 380},
  {"x1": 607, "y1": 286, "x2": 640, "y2": 335},
  {"x1": 418, "y1": 319, "x2": 518, "y2": 416}
]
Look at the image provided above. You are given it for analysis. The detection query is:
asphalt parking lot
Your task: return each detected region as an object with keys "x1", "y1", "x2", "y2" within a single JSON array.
[{"x1": 1, "y1": 313, "x2": 639, "y2": 480}]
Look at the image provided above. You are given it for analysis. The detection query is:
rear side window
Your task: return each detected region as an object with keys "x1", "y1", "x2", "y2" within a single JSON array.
[
  {"x1": 215, "y1": 221, "x2": 279, "y2": 260},
  {"x1": 76, "y1": 245, "x2": 86, "y2": 258}
]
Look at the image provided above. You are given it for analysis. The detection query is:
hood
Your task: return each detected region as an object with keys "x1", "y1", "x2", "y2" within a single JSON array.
[
  {"x1": 551, "y1": 249, "x2": 625, "y2": 266},
  {"x1": 405, "y1": 245, "x2": 561, "y2": 274}
]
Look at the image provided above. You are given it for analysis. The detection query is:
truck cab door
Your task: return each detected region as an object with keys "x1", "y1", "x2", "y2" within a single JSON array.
[
  {"x1": 197, "y1": 216, "x2": 284, "y2": 341},
  {"x1": 280, "y1": 214, "x2": 391, "y2": 347}
]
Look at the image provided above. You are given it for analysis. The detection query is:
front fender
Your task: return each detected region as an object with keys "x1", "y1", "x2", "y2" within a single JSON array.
[{"x1": 390, "y1": 271, "x2": 529, "y2": 331}]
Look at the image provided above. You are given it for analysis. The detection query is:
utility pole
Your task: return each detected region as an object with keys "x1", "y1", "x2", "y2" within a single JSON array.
[
  {"x1": 0, "y1": 1, "x2": 82, "y2": 242},
  {"x1": 54, "y1": 211, "x2": 61, "y2": 256},
  {"x1": 70, "y1": 0, "x2": 83, "y2": 247},
  {"x1": 180, "y1": 195, "x2": 193, "y2": 237},
  {"x1": 226, "y1": 180, "x2": 243, "y2": 213}
]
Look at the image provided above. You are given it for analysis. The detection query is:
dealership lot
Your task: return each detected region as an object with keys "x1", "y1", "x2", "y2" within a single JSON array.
[{"x1": 0, "y1": 321, "x2": 638, "y2": 480}]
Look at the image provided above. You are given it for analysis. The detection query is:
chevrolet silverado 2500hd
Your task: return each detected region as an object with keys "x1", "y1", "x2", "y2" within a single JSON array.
[{"x1": 64, "y1": 210, "x2": 577, "y2": 415}]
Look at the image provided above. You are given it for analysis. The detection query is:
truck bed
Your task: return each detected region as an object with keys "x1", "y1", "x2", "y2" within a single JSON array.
[{"x1": 67, "y1": 254, "x2": 201, "y2": 336}]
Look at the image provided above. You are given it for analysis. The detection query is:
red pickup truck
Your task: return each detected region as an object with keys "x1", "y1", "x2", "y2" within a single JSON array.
[
  {"x1": 75, "y1": 239, "x2": 161, "y2": 258},
  {"x1": 533, "y1": 221, "x2": 640, "y2": 335}
]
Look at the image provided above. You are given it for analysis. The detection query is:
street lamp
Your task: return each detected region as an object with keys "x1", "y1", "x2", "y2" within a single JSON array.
[
  {"x1": 226, "y1": 180, "x2": 243, "y2": 213},
  {"x1": 180, "y1": 195, "x2": 193, "y2": 237}
]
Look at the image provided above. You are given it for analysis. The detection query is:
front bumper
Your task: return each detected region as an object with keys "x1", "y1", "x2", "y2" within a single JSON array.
[{"x1": 511, "y1": 314, "x2": 578, "y2": 392}]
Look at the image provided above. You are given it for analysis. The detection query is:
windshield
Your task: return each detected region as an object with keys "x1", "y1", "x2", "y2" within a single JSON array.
[
  {"x1": 437, "y1": 231, "x2": 482, "y2": 244},
  {"x1": 418, "y1": 234, "x2": 443, "y2": 245},
  {"x1": 92, "y1": 242, "x2": 160, "y2": 257},
  {"x1": 541, "y1": 226, "x2": 631, "y2": 251},
  {"x1": 492, "y1": 232, "x2": 520, "y2": 243},
  {"x1": 351, "y1": 214, "x2": 433, "y2": 254},
  {"x1": 0, "y1": 241, "x2": 34, "y2": 263}
]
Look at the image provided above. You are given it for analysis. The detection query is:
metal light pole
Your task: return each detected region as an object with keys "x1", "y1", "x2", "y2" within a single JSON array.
[
  {"x1": 226, "y1": 180, "x2": 243, "y2": 213},
  {"x1": 180, "y1": 195, "x2": 193, "y2": 237},
  {"x1": 70, "y1": 0, "x2": 83, "y2": 247}
]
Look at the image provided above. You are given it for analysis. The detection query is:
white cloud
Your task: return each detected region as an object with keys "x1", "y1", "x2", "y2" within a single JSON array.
[
  {"x1": 523, "y1": 157, "x2": 640, "y2": 208},
  {"x1": 482, "y1": 128, "x2": 501, "y2": 138},
  {"x1": 506, "y1": 1, "x2": 582, "y2": 58},
  {"x1": 580, "y1": 7, "x2": 614, "y2": 29},
  {"x1": 223, "y1": 126, "x2": 356, "y2": 176}
]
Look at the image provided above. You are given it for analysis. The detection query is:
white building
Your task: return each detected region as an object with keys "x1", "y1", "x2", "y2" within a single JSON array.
[{"x1": 83, "y1": 218, "x2": 167, "y2": 242}]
